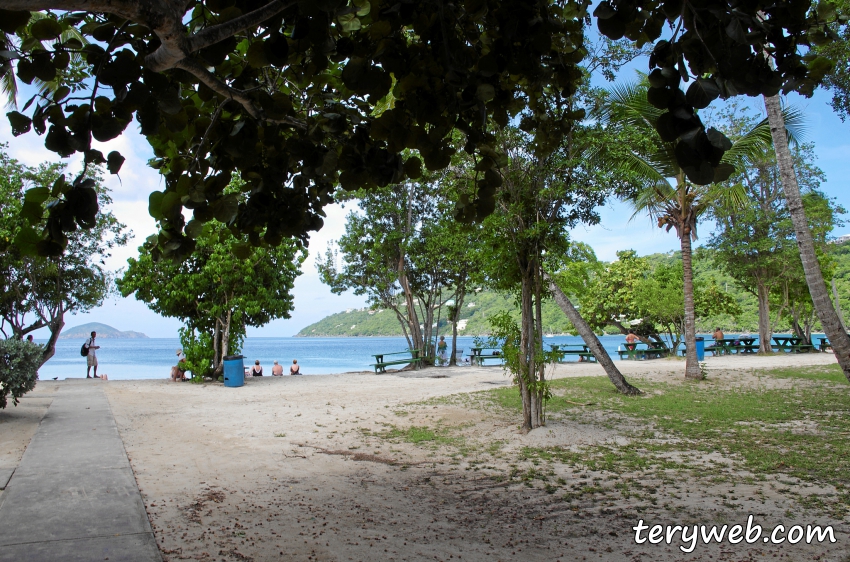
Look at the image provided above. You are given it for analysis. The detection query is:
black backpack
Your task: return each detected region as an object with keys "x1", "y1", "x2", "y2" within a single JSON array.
[{"x1": 80, "y1": 341, "x2": 89, "y2": 356}]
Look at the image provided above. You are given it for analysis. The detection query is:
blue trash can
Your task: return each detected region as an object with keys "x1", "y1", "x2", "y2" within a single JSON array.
[
  {"x1": 223, "y1": 355, "x2": 244, "y2": 387},
  {"x1": 695, "y1": 337, "x2": 705, "y2": 361}
]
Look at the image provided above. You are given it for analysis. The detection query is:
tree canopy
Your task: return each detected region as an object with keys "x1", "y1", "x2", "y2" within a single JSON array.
[
  {"x1": 118, "y1": 208, "x2": 305, "y2": 376},
  {"x1": 0, "y1": 143, "x2": 128, "y2": 365},
  {"x1": 0, "y1": 0, "x2": 839, "y2": 259}
]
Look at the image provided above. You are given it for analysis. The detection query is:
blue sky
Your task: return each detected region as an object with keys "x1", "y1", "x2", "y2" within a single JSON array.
[{"x1": 3, "y1": 72, "x2": 850, "y2": 339}]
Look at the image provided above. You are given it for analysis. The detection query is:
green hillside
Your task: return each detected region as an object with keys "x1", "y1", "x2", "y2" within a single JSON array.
[
  {"x1": 296, "y1": 291, "x2": 578, "y2": 337},
  {"x1": 59, "y1": 322, "x2": 148, "y2": 339},
  {"x1": 297, "y1": 244, "x2": 850, "y2": 337}
]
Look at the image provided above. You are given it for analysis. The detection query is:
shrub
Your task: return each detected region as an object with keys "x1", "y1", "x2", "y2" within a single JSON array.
[{"x1": 0, "y1": 339, "x2": 41, "y2": 408}]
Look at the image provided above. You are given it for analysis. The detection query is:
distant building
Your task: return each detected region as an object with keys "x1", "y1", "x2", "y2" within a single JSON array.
[{"x1": 830, "y1": 234, "x2": 850, "y2": 245}]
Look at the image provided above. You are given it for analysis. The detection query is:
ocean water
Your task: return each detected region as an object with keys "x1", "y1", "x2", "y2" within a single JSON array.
[{"x1": 32, "y1": 333, "x2": 781, "y2": 381}]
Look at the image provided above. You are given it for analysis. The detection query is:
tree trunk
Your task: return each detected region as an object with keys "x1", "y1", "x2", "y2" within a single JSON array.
[
  {"x1": 449, "y1": 291, "x2": 465, "y2": 366},
  {"x1": 763, "y1": 93, "x2": 850, "y2": 379},
  {"x1": 832, "y1": 278, "x2": 847, "y2": 332},
  {"x1": 757, "y1": 282, "x2": 772, "y2": 353},
  {"x1": 39, "y1": 313, "x2": 65, "y2": 367},
  {"x1": 533, "y1": 264, "x2": 545, "y2": 426},
  {"x1": 680, "y1": 231, "x2": 701, "y2": 379},
  {"x1": 545, "y1": 272, "x2": 641, "y2": 395},
  {"x1": 397, "y1": 256, "x2": 422, "y2": 367},
  {"x1": 519, "y1": 264, "x2": 535, "y2": 431}
]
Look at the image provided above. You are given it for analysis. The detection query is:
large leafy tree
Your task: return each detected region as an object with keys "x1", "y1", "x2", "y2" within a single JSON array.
[
  {"x1": 598, "y1": 81, "x2": 775, "y2": 379},
  {"x1": 0, "y1": 144, "x2": 128, "y2": 366},
  {"x1": 0, "y1": 2, "x2": 834, "y2": 260},
  {"x1": 119, "y1": 218, "x2": 304, "y2": 377},
  {"x1": 318, "y1": 170, "x2": 478, "y2": 363},
  {"x1": 0, "y1": 1, "x2": 594, "y2": 258}
]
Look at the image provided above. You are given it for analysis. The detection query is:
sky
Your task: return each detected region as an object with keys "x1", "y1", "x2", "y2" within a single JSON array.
[{"x1": 3, "y1": 68, "x2": 850, "y2": 339}]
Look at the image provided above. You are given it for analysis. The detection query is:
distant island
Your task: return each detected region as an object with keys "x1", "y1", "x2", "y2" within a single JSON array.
[{"x1": 59, "y1": 322, "x2": 148, "y2": 339}]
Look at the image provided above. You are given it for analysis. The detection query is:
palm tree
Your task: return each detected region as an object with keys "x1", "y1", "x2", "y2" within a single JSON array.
[
  {"x1": 598, "y1": 81, "x2": 774, "y2": 379},
  {"x1": 763, "y1": 94, "x2": 850, "y2": 380}
]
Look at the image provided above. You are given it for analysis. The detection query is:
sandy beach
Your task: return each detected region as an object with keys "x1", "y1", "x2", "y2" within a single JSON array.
[{"x1": 2, "y1": 352, "x2": 847, "y2": 561}]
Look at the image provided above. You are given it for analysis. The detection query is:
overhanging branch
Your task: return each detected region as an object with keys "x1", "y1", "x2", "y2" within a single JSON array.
[{"x1": 186, "y1": 0, "x2": 294, "y2": 54}]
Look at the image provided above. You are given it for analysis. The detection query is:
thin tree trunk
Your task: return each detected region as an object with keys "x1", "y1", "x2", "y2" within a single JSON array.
[
  {"x1": 757, "y1": 282, "x2": 772, "y2": 353},
  {"x1": 397, "y1": 256, "x2": 422, "y2": 368},
  {"x1": 449, "y1": 291, "x2": 465, "y2": 366},
  {"x1": 519, "y1": 265, "x2": 534, "y2": 431},
  {"x1": 680, "y1": 232, "x2": 701, "y2": 379},
  {"x1": 545, "y1": 272, "x2": 641, "y2": 395},
  {"x1": 39, "y1": 313, "x2": 64, "y2": 367},
  {"x1": 763, "y1": 94, "x2": 850, "y2": 380},
  {"x1": 533, "y1": 263, "x2": 545, "y2": 426}
]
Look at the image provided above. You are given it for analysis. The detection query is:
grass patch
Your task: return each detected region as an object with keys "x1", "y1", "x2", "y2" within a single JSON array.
[
  {"x1": 379, "y1": 424, "x2": 458, "y2": 446},
  {"x1": 485, "y1": 367, "x2": 850, "y2": 515}
]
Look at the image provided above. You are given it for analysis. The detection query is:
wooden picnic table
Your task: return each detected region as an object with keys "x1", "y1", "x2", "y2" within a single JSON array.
[
  {"x1": 772, "y1": 336, "x2": 813, "y2": 353},
  {"x1": 818, "y1": 337, "x2": 832, "y2": 352},
  {"x1": 618, "y1": 342, "x2": 669, "y2": 360},
  {"x1": 549, "y1": 344, "x2": 596, "y2": 363},
  {"x1": 371, "y1": 349, "x2": 421, "y2": 373},
  {"x1": 469, "y1": 347, "x2": 503, "y2": 366}
]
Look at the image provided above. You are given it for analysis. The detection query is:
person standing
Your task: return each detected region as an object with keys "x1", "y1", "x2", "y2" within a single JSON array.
[
  {"x1": 436, "y1": 336, "x2": 448, "y2": 365},
  {"x1": 84, "y1": 331, "x2": 100, "y2": 379}
]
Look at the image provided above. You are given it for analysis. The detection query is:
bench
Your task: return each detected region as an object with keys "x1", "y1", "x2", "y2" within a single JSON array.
[
  {"x1": 472, "y1": 354, "x2": 504, "y2": 366},
  {"x1": 791, "y1": 343, "x2": 814, "y2": 353},
  {"x1": 371, "y1": 350, "x2": 421, "y2": 373},
  {"x1": 619, "y1": 346, "x2": 669, "y2": 360},
  {"x1": 734, "y1": 344, "x2": 760, "y2": 353}
]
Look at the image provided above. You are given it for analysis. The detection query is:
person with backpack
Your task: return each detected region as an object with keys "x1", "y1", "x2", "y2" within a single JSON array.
[{"x1": 83, "y1": 331, "x2": 101, "y2": 378}]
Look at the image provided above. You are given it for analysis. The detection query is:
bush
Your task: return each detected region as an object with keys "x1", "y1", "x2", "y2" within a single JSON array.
[
  {"x1": 0, "y1": 338, "x2": 41, "y2": 408},
  {"x1": 179, "y1": 327, "x2": 214, "y2": 380}
]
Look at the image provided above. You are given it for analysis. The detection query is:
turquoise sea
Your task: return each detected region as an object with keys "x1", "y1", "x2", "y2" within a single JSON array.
[{"x1": 32, "y1": 333, "x2": 791, "y2": 381}]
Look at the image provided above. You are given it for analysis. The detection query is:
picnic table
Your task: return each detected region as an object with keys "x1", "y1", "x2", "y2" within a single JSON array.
[
  {"x1": 371, "y1": 349, "x2": 421, "y2": 373},
  {"x1": 618, "y1": 342, "x2": 669, "y2": 360},
  {"x1": 706, "y1": 338, "x2": 739, "y2": 355},
  {"x1": 818, "y1": 337, "x2": 832, "y2": 352},
  {"x1": 550, "y1": 344, "x2": 596, "y2": 363},
  {"x1": 772, "y1": 336, "x2": 814, "y2": 353},
  {"x1": 737, "y1": 337, "x2": 759, "y2": 353},
  {"x1": 469, "y1": 347, "x2": 504, "y2": 366}
]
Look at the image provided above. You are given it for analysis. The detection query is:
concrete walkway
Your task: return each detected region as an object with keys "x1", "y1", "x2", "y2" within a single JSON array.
[{"x1": 0, "y1": 381, "x2": 161, "y2": 561}]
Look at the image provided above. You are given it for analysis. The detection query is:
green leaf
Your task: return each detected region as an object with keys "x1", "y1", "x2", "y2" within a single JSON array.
[
  {"x1": 160, "y1": 192, "x2": 181, "y2": 216},
  {"x1": 685, "y1": 78, "x2": 720, "y2": 110},
  {"x1": 7, "y1": 111, "x2": 31, "y2": 136},
  {"x1": 107, "y1": 151, "x2": 125, "y2": 174},
  {"x1": 246, "y1": 41, "x2": 268, "y2": 68},
  {"x1": 30, "y1": 18, "x2": 62, "y2": 40},
  {"x1": 185, "y1": 219, "x2": 205, "y2": 239},
  {"x1": 0, "y1": 10, "x2": 30, "y2": 34},
  {"x1": 338, "y1": 13, "x2": 361, "y2": 32},
  {"x1": 24, "y1": 186, "x2": 50, "y2": 205},
  {"x1": 148, "y1": 191, "x2": 165, "y2": 220},
  {"x1": 53, "y1": 85, "x2": 71, "y2": 103},
  {"x1": 476, "y1": 84, "x2": 495, "y2": 102},
  {"x1": 231, "y1": 241, "x2": 252, "y2": 260},
  {"x1": 13, "y1": 224, "x2": 42, "y2": 256}
]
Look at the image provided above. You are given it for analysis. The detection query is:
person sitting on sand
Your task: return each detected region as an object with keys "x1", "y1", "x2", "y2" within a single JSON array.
[
  {"x1": 272, "y1": 360, "x2": 284, "y2": 376},
  {"x1": 171, "y1": 349, "x2": 187, "y2": 382},
  {"x1": 290, "y1": 359, "x2": 301, "y2": 375},
  {"x1": 251, "y1": 360, "x2": 263, "y2": 376}
]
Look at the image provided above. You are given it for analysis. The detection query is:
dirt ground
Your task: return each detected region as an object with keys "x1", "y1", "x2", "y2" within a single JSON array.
[{"x1": 2, "y1": 353, "x2": 847, "y2": 561}]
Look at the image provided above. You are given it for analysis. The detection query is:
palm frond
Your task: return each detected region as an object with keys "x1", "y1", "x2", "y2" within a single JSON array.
[
  {"x1": 596, "y1": 80, "x2": 664, "y2": 134},
  {"x1": 629, "y1": 181, "x2": 677, "y2": 223}
]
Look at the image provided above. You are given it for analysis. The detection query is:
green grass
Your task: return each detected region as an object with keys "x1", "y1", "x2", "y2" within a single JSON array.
[
  {"x1": 379, "y1": 424, "x2": 459, "y2": 445},
  {"x1": 486, "y1": 366, "x2": 850, "y2": 515}
]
